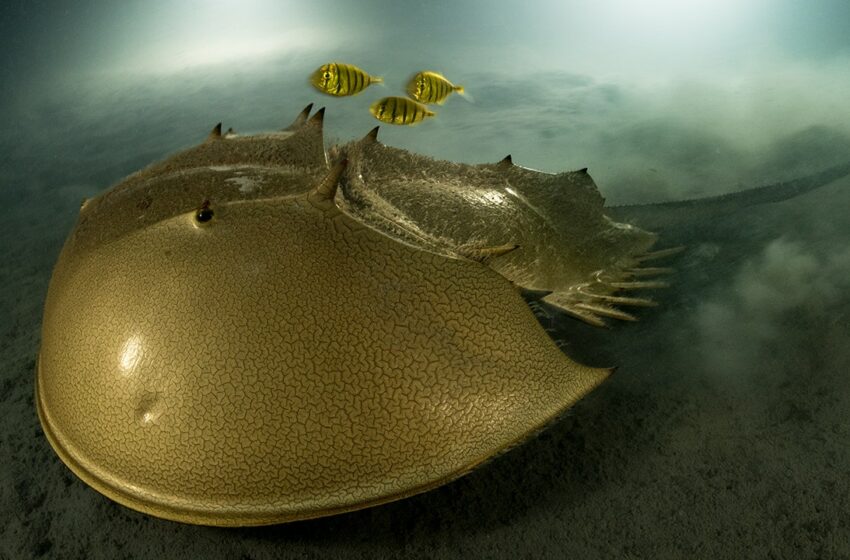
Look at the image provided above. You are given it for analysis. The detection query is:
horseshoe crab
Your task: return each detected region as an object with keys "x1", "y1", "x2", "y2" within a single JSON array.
[{"x1": 36, "y1": 104, "x2": 675, "y2": 526}]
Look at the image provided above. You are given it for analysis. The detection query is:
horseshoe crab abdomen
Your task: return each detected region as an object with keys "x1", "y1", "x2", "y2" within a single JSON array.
[{"x1": 334, "y1": 133, "x2": 666, "y2": 325}]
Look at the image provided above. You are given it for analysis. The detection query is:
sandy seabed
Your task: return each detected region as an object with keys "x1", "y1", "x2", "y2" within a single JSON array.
[{"x1": 2, "y1": 156, "x2": 850, "y2": 559}]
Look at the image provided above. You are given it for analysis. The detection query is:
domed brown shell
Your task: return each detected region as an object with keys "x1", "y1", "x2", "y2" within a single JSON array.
[{"x1": 36, "y1": 105, "x2": 660, "y2": 526}]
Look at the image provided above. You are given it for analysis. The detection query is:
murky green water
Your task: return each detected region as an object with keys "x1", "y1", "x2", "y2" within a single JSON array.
[{"x1": 2, "y1": 1, "x2": 849, "y2": 558}]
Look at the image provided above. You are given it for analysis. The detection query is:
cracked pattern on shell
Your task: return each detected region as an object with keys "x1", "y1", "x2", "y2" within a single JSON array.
[{"x1": 39, "y1": 186, "x2": 608, "y2": 525}]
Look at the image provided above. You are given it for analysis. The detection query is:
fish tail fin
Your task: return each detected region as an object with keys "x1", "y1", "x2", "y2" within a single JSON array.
[
  {"x1": 456, "y1": 87, "x2": 475, "y2": 104},
  {"x1": 371, "y1": 76, "x2": 384, "y2": 84}
]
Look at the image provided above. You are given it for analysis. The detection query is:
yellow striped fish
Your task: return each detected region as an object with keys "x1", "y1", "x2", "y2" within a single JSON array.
[
  {"x1": 369, "y1": 97, "x2": 435, "y2": 126},
  {"x1": 310, "y1": 62, "x2": 383, "y2": 97},
  {"x1": 406, "y1": 71, "x2": 465, "y2": 105}
]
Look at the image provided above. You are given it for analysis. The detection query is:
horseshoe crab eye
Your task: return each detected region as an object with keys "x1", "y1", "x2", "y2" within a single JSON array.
[{"x1": 194, "y1": 200, "x2": 214, "y2": 225}]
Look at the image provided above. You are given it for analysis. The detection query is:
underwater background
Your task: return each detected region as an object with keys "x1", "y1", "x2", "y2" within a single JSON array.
[{"x1": 2, "y1": 0, "x2": 849, "y2": 558}]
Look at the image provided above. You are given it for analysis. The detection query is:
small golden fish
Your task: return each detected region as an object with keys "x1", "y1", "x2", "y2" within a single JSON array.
[
  {"x1": 406, "y1": 71, "x2": 465, "y2": 105},
  {"x1": 369, "y1": 97, "x2": 435, "y2": 126},
  {"x1": 310, "y1": 62, "x2": 383, "y2": 96}
]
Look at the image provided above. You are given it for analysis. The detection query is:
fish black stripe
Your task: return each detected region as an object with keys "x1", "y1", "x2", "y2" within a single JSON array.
[
  {"x1": 389, "y1": 98, "x2": 398, "y2": 122},
  {"x1": 333, "y1": 63, "x2": 342, "y2": 95},
  {"x1": 346, "y1": 65, "x2": 355, "y2": 95},
  {"x1": 402, "y1": 99, "x2": 409, "y2": 123},
  {"x1": 354, "y1": 68, "x2": 362, "y2": 93}
]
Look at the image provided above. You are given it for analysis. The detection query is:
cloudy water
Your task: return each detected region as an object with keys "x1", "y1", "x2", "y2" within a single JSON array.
[{"x1": 2, "y1": 1, "x2": 849, "y2": 558}]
